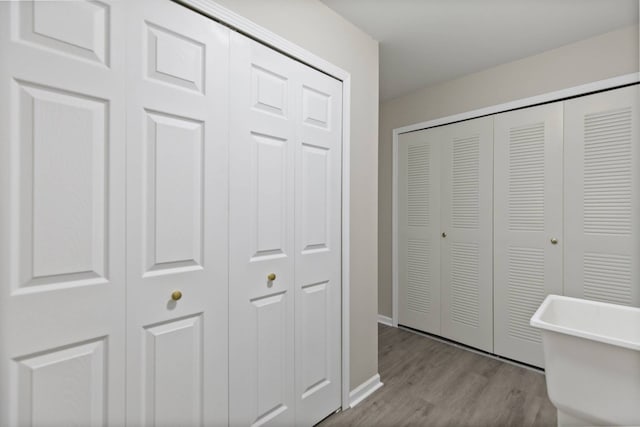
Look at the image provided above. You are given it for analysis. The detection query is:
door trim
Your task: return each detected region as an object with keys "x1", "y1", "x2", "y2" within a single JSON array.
[
  {"x1": 391, "y1": 73, "x2": 640, "y2": 328},
  {"x1": 174, "y1": 0, "x2": 353, "y2": 410}
]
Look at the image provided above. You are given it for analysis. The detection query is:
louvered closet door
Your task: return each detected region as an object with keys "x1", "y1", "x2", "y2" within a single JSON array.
[
  {"x1": 294, "y1": 62, "x2": 343, "y2": 425},
  {"x1": 440, "y1": 117, "x2": 494, "y2": 352},
  {"x1": 0, "y1": 1, "x2": 126, "y2": 425},
  {"x1": 564, "y1": 86, "x2": 640, "y2": 306},
  {"x1": 125, "y1": 1, "x2": 230, "y2": 425},
  {"x1": 494, "y1": 103, "x2": 563, "y2": 367},
  {"x1": 397, "y1": 129, "x2": 442, "y2": 334},
  {"x1": 229, "y1": 32, "x2": 297, "y2": 427}
]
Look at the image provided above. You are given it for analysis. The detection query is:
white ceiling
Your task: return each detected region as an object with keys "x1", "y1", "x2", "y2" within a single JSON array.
[{"x1": 320, "y1": 0, "x2": 639, "y2": 101}]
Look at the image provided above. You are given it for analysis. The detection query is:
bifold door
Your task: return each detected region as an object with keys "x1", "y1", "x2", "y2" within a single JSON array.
[
  {"x1": 125, "y1": 1, "x2": 230, "y2": 425},
  {"x1": 229, "y1": 32, "x2": 343, "y2": 427},
  {"x1": 1, "y1": 1, "x2": 343, "y2": 426},
  {"x1": 397, "y1": 129, "x2": 442, "y2": 335},
  {"x1": 564, "y1": 86, "x2": 640, "y2": 307},
  {"x1": 397, "y1": 117, "x2": 493, "y2": 353},
  {"x1": 294, "y1": 51, "x2": 343, "y2": 426},
  {"x1": 229, "y1": 31, "x2": 297, "y2": 427},
  {"x1": 397, "y1": 85, "x2": 640, "y2": 367},
  {"x1": 440, "y1": 117, "x2": 494, "y2": 353},
  {"x1": 493, "y1": 103, "x2": 563, "y2": 367},
  {"x1": 0, "y1": 1, "x2": 126, "y2": 424}
]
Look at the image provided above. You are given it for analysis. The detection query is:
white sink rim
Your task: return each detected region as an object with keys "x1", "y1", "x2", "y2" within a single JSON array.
[{"x1": 530, "y1": 294, "x2": 640, "y2": 352}]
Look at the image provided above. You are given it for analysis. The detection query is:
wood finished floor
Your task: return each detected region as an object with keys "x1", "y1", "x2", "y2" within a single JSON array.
[{"x1": 320, "y1": 324, "x2": 556, "y2": 427}]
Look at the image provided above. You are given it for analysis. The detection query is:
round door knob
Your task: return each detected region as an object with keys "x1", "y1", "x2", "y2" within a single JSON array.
[
  {"x1": 441, "y1": 232, "x2": 447, "y2": 238},
  {"x1": 550, "y1": 238, "x2": 558, "y2": 245},
  {"x1": 171, "y1": 290, "x2": 183, "y2": 301},
  {"x1": 267, "y1": 273, "x2": 276, "y2": 281}
]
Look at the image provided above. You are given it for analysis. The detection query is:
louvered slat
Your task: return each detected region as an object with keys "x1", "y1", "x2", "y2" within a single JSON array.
[
  {"x1": 452, "y1": 136, "x2": 479, "y2": 229},
  {"x1": 584, "y1": 252, "x2": 632, "y2": 305},
  {"x1": 450, "y1": 242, "x2": 479, "y2": 327},
  {"x1": 407, "y1": 239, "x2": 430, "y2": 314},
  {"x1": 584, "y1": 107, "x2": 632, "y2": 235},
  {"x1": 508, "y1": 123, "x2": 545, "y2": 231},
  {"x1": 407, "y1": 144, "x2": 430, "y2": 228},
  {"x1": 507, "y1": 247, "x2": 544, "y2": 343}
]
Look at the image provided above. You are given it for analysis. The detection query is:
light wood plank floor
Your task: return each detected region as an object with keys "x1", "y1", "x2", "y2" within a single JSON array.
[{"x1": 320, "y1": 324, "x2": 556, "y2": 427}]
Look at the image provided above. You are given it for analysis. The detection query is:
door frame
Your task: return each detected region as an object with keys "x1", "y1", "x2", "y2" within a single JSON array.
[
  {"x1": 175, "y1": 0, "x2": 353, "y2": 410},
  {"x1": 391, "y1": 73, "x2": 639, "y2": 328}
]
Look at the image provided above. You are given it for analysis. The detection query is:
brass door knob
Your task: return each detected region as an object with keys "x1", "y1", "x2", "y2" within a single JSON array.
[
  {"x1": 267, "y1": 273, "x2": 276, "y2": 281},
  {"x1": 171, "y1": 290, "x2": 183, "y2": 301},
  {"x1": 550, "y1": 238, "x2": 558, "y2": 245},
  {"x1": 442, "y1": 232, "x2": 447, "y2": 238}
]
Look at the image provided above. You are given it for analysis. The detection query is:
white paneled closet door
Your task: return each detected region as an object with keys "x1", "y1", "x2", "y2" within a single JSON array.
[
  {"x1": 440, "y1": 117, "x2": 494, "y2": 352},
  {"x1": 564, "y1": 86, "x2": 640, "y2": 307},
  {"x1": 294, "y1": 60, "x2": 343, "y2": 425},
  {"x1": 0, "y1": 1, "x2": 126, "y2": 425},
  {"x1": 493, "y1": 103, "x2": 563, "y2": 367},
  {"x1": 228, "y1": 32, "x2": 297, "y2": 427},
  {"x1": 229, "y1": 31, "x2": 343, "y2": 427},
  {"x1": 397, "y1": 129, "x2": 442, "y2": 334},
  {"x1": 125, "y1": 1, "x2": 229, "y2": 426}
]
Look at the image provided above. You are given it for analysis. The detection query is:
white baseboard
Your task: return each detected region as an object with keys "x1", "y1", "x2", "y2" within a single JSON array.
[
  {"x1": 377, "y1": 314, "x2": 393, "y2": 326},
  {"x1": 349, "y1": 373, "x2": 383, "y2": 408}
]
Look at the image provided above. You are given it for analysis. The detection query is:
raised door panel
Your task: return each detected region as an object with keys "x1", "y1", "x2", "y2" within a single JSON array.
[
  {"x1": 294, "y1": 65, "x2": 342, "y2": 425},
  {"x1": 16, "y1": 1, "x2": 109, "y2": 65},
  {"x1": 494, "y1": 103, "x2": 563, "y2": 367},
  {"x1": 440, "y1": 117, "x2": 493, "y2": 352},
  {"x1": 14, "y1": 338, "x2": 106, "y2": 427},
  {"x1": 564, "y1": 86, "x2": 640, "y2": 306},
  {"x1": 125, "y1": 1, "x2": 229, "y2": 425},
  {"x1": 251, "y1": 292, "x2": 290, "y2": 423},
  {"x1": 300, "y1": 143, "x2": 330, "y2": 251},
  {"x1": 299, "y1": 281, "x2": 330, "y2": 394},
  {"x1": 143, "y1": 316, "x2": 203, "y2": 427},
  {"x1": 144, "y1": 111, "x2": 204, "y2": 274},
  {"x1": 397, "y1": 128, "x2": 442, "y2": 334},
  {"x1": 252, "y1": 65, "x2": 288, "y2": 117},
  {"x1": 229, "y1": 32, "x2": 295, "y2": 427},
  {"x1": 146, "y1": 22, "x2": 205, "y2": 93},
  {"x1": 0, "y1": 2, "x2": 126, "y2": 424},
  {"x1": 15, "y1": 82, "x2": 108, "y2": 290},
  {"x1": 251, "y1": 133, "x2": 289, "y2": 259}
]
